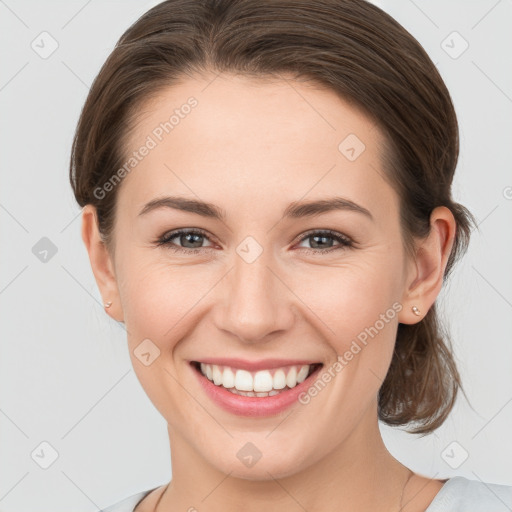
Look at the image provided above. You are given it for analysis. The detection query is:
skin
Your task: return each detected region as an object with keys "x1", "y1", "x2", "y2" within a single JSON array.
[{"x1": 82, "y1": 72, "x2": 456, "y2": 512}]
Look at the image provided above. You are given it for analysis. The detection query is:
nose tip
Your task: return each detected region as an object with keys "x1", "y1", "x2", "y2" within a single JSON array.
[{"x1": 214, "y1": 254, "x2": 295, "y2": 344}]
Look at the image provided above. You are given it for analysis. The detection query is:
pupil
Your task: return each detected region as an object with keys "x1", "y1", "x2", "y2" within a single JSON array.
[
  {"x1": 179, "y1": 233, "x2": 334, "y2": 249},
  {"x1": 311, "y1": 235, "x2": 332, "y2": 249},
  {"x1": 183, "y1": 233, "x2": 203, "y2": 248}
]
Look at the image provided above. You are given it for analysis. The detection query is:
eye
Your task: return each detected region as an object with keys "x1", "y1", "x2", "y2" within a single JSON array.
[
  {"x1": 155, "y1": 228, "x2": 354, "y2": 255},
  {"x1": 156, "y1": 228, "x2": 215, "y2": 254},
  {"x1": 294, "y1": 229, "x2": 354, "y2": 254}
]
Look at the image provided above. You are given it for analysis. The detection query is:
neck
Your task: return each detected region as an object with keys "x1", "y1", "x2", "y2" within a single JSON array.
[{"x1": 159, "y1": 411, "x2": 411, "y2": 512}]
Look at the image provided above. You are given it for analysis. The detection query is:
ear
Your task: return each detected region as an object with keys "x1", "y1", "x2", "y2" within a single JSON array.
[
  {"x1": 398, "y1": 206, "x2": 456, "y2": 325},
  {"x1": 81, "y1": 204, "x2": 124, "y2": 322}
]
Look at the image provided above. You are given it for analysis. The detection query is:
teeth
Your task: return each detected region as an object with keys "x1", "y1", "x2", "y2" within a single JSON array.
[
  {"x1": 212, "y1": 365, "x2": 223, "y2": 385},
  {"x1": 229, "y1": 388, "x2": 281, "y2": 397},
  {"x1": 253, "y1": 370, "x2": 273, "y2": 392},
  {"x1": 222, "y1": 367, "x2": 235, "y2": 388},
  {"x1": 198, "y1": 363, "x2": 316, "y2": 393},
  {"x1": 286, "y1": 366, "x2": 297, "y2": 388},
  {"x1": 296, "y1": 365, "x2": 309, "y2": 383},
  {"x1": 234, "y1": 369, "x2": 253, "y2": 391},
  {"x1": 273, "y1": 369, "x2": 287, "y2": 389}
]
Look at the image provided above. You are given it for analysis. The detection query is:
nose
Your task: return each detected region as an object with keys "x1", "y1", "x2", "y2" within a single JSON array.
[{"x1": 214, "y1": 247, "x2": 296, "y2": 344}]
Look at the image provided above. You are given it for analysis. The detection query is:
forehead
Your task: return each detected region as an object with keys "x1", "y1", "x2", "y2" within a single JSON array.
[{"x1": 117, "y1": 72, "x2": 397, "y2": 225}]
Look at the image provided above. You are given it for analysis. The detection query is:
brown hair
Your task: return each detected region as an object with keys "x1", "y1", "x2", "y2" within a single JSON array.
[{"x1": 69, "y1": 0, "x2": 476, "y2": 434}]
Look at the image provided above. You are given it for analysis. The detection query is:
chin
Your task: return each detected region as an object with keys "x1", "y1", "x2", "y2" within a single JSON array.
[{"x1": 201, "y1": 437, "x2": 316, "y2": 481}]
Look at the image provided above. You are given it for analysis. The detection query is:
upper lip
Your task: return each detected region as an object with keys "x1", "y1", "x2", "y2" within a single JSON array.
[{"x1": 191, "y1": 358, "x2": 322, "y2": 372}]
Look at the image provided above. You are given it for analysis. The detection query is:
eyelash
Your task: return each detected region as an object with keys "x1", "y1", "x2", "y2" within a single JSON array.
[{"x1": 155, "y1": 228, "x2": 354, "y2": 255}]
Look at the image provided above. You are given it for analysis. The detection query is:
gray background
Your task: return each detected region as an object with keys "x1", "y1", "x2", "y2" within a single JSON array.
[{"x1": 1, "y1": 0, "x2": 511, "y2": 510}]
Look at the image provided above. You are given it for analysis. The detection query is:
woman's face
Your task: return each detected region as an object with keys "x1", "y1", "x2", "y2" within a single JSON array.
[{"x1": 98, "y1": 72, "x2": 419, "y2": 479}]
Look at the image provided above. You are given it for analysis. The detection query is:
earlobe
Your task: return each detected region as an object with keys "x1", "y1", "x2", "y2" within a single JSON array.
[
  {"x1": 398, "y1": 206, "x2": 456, "y2": 325},
  {"x1": 81, "y1": 205, "x2": 123, "y2": 322}
]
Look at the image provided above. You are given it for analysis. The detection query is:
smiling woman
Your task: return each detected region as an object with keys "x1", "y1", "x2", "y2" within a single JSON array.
[{"x1": 68, "y1": 1, "x2": 511, "y2": 511}]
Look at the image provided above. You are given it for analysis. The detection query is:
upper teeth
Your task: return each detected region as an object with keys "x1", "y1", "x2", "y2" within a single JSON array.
[{"x1": 199, "y1": 363, "x2": 312, "y2": 392}]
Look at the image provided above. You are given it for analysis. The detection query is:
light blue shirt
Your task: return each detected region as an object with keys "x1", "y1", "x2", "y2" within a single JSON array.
[{"x1": 103, "y1": 476, "x2": 512, "y2": 512}]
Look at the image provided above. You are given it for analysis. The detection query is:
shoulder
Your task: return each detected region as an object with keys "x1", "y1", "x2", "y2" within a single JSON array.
[
  {"x1": 426, "y1": 476, "x2": 512, "y2": 512},
  {"x1": 102, "y1": 487, "x2": 157, "y2": 512}
]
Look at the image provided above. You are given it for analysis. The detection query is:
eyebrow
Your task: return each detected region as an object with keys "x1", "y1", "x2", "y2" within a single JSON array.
[{"x1": 138, "y1": 195, "x2": 373, "y2": 221}]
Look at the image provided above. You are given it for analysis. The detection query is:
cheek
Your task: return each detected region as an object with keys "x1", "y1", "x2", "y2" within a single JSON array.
[
  {"x1": 117, "y1": 254, "x2": 216, "y2": 345},
  {"x1": 293, "y1": 256, "x2": 403, "y2": 380},
  {"x1": 299, "y1": 257, "x2": 401, "y2": 332},
  {"x1": 117, "y1": 234, "x2": 405, "y2": 351},
  {"x1": 115, "y1": 258, "x2": 208, "y2": 414}
]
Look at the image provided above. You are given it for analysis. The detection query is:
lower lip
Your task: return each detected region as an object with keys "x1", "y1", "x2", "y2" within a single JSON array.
[{"x1": 191, "y1": 362, "x2": 323, "y2": 417}]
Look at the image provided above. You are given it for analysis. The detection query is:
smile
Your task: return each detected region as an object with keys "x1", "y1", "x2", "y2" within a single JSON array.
[
  {"x1": 190, "y1": 360, "x2": 324, "y2": 417},
  {"x1": 195, "y1": 362, "x2": 322, "y2": 397}
]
